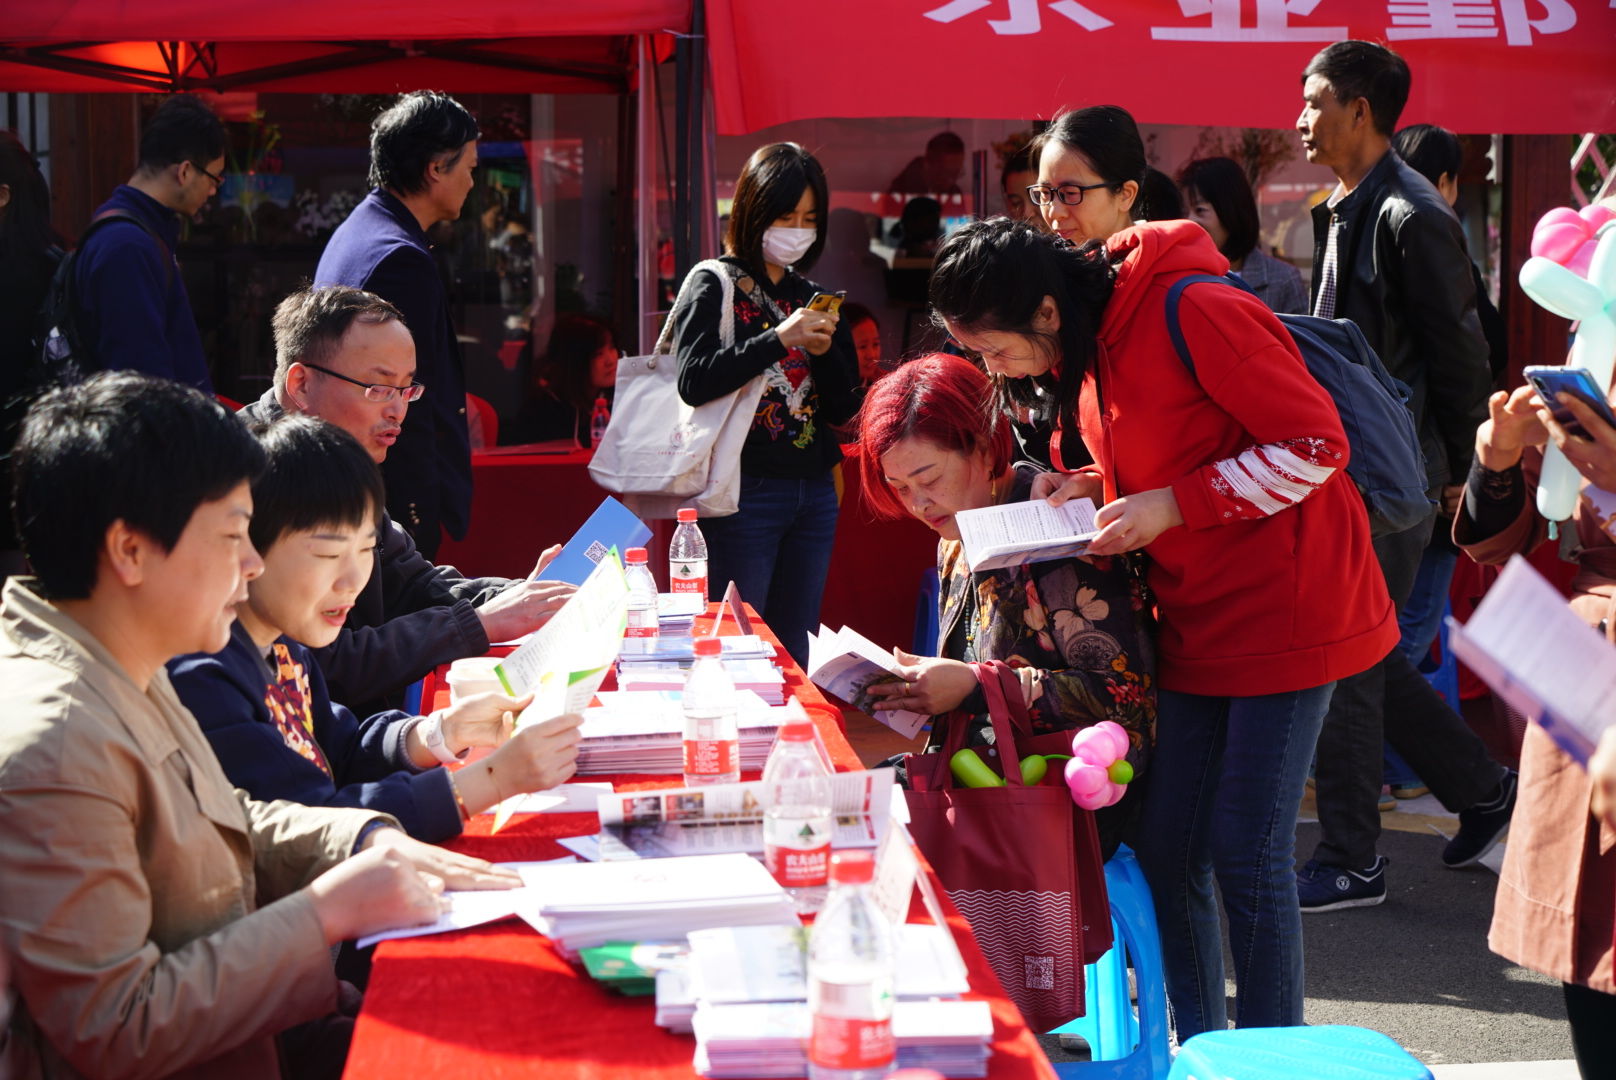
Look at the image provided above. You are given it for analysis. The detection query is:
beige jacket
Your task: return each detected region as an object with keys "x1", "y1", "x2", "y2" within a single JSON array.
[
  {"x1": 0, "y1": 579, "x2": 385, "y2": 1079},
  {"x1": 1455, "y1": 455, "x2": 1616, "y2": 993}
]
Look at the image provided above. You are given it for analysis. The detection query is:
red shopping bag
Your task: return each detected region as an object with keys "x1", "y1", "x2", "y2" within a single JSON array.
[{"x1": 904, "y1": 661, "x2": 1109, "y2": 1032}]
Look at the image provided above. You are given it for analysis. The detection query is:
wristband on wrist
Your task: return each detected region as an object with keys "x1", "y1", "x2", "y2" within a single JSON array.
[
  {"x1": 447, "y1": 771, "x2": 471, "y2": 822},
  {"x1": 420, "y1": 710, "x2": 465, "y2": 765}
]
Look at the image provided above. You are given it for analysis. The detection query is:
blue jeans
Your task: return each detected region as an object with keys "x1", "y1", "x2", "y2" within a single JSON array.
[
  {"x1": 1134, "y1": 683, "x2": 1335, "y2": 1039},
  {"x1": 1383, "y1": 544, "x2": 1460, "y2": 788},
  {"x1": 699, "y1": 471, "x2": 838, "y2": 668}
]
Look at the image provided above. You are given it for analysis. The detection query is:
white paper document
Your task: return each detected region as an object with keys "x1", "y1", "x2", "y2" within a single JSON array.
[
  {"x1": 473, "y1": 782, "x2": 614, "y2": 816},
  {"x1": 806, "y1": 625, "x2": 927, "y2": 739},
  {"x1": 686, "y1": 921, "x2": 969, "y2": 1004},
  {"x1": 354, "y1": 856, "x2": 576, "y2": 949},
  {"x1": 954, "y1": 496, "x2": 1099, "y2": 572},
  {"x1": 1446, "y1": 553, "x2": 1616, "y2": 764},
  {"x1": 495, "y1": 552, "x2": 628, "y2": 711}
]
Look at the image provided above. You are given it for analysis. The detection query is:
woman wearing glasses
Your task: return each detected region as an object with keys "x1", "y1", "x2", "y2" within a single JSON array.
[{"x1": 929, "y1": 109, "x2": 1397, "y2": 1037}]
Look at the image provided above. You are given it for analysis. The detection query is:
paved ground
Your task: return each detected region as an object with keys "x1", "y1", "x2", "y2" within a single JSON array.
[{"x1": 840, "y1": 710, "x2": 1579, "y2": 1073}]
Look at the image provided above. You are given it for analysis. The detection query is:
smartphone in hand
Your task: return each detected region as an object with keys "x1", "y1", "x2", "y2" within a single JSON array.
[
  {"x1": 805, "y1": 291, "x2": 846, "y2": 316},
  {"x1": 1523, "y1": 366, "x2": 1616, "y2": 439}
]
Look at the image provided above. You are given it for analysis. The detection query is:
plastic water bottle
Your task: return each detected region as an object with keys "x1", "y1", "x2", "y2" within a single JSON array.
[
  {"x1": 682, "y1": 636, "x2": 740, "y2": 786},
  {"x1": 808, "y1": 850, "x2": 895, "y2": 1080},
  {"x1": 589, "y1": 394, "x2": 611, "y2": 447},
  {"x1": 762, "y1": 719, "x2": 834, "y2": 914},
  {"x1": 622, "y1": 547, "x2": 659, "y2": 657},
  {"x1": 668, "y1": 507, "x2": 709, "y2": 598}
]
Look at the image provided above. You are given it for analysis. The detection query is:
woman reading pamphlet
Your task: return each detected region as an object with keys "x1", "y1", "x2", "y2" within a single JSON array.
[{"x1": 853, "y1": 353, "x2": 1155, "y2": 853}]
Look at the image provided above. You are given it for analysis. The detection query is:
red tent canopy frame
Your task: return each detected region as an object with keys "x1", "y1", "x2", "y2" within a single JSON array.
[
  {"x1": 706, "y1": 0, "x2": 1616, "y2": 135},
  {"x1": 0, "y1": 0, "x2": 688, "y2": 93}
]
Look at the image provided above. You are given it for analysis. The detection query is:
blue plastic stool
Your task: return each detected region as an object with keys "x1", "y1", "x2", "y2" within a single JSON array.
[
  {"x1": 913, "y1": 566, "x2": 940, "y2": 656},
  {"x1": 1417, "y1": 599, "x2": 1460, "y2": 712},
  {"x1": 1050, "y1": 846, "x2": 1172, "y2": 1079},
  {"x1": 1166, "y1": 1026, "x2": 1432, "y2": 1080},
  {"x1": 402, "y1": 677, "x2": 424, "y2": 716}
]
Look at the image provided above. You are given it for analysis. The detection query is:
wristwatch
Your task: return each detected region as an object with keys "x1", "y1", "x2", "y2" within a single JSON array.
[{"x1": 420, "y1": 711, "x2": 464, "y2": 765}]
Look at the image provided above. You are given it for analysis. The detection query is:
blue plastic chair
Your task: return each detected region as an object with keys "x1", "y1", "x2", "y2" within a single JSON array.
[
  {"x1": 1166, "y1": 1025, "x2": 1432, "y2": 1080},
  {"x1": 402, "y1": 677, "x2": 424, "y2": 716},
  {"x1": 1050, "y1": 845, "x2": 1172, "y2": 1079}
]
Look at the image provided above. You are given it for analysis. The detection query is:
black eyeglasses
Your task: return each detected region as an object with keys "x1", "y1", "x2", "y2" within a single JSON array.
[
  {"x1": 302, "y1": 362, "x2": 425, "y2": 404},
  {"x1": 1026, "y1": 182, "x2": 1115, "y2": 207},
  {"x1": 191, "y1": 161, "x2": 225, "y2": 189}
]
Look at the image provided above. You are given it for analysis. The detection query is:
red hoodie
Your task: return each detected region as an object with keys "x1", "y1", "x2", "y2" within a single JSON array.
[{"x1": 1073, "y1": 221, "x2": 1397, "y2": 696}]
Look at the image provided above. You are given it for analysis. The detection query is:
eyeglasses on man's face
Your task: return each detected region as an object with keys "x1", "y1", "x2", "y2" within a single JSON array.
[
  {"x1": 1025, "y1": 182, "x2": 1115, "y2": 207},
  {"x1": 190, "y1": 161, "x2": 225, "y2": 189},
  {"x1": 303, "y1": 362, "x2": 426, "y2": 404}
]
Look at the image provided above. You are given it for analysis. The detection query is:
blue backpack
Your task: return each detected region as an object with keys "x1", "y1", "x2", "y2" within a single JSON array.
[{"x1": 1164, "y1": 273, "x2": 1431, "y2": 538}]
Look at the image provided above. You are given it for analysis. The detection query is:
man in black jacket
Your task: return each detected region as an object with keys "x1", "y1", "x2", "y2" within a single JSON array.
[
  {"x1": 1294, "y1": 40, "x2": 1514, "y2": 912},
  {"x1": 246, "y1": 285, "x2": 572, "y2": 714}
]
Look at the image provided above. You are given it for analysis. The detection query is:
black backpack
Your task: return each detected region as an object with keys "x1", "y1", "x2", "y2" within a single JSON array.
[
  {"x1": 1164, "y1": 273, "x2": 1432, "y2": 538},
  {"x1": 35, "y1": 209, "x2": 173, "y2": 387}
]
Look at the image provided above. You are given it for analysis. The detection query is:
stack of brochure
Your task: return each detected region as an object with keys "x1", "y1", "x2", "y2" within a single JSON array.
[
  {"x1": 616, "y1": 654, "x2": 786, "y2": 705},
  {"x1": 515, "y1": 852, "x2": 798, "y2": 957},
  {"x1": 657, "y1": 592, "x2": 706, "y2": 638},
  {"x1": 691, "y1": 999, "x2": 994, "y2": 1078},
  {"x1": 576, "y1": 691, "x2": 787, "y2": 774},
  {"x1": 685, "y1": 922, "x2": 969, "y2": 1004}
]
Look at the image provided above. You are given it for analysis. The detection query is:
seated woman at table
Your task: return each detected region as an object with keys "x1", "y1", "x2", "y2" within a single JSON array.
[
  {"x1": 169, "y1": 415, "x2": 583, "y2": 842},
  {"x1": 503, "y1": 313, "x2": 619, "y2": 448},
  {"x1": 856, "y1": 353, "x2": 1155, "y2": 851}
]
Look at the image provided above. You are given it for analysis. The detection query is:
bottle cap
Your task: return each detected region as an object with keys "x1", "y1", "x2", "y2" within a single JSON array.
[
  {"x1": 625, "y1": 547, "x2": 648, "y2": 564},
  {"x1": 677, "y1": 507, "x2": 698, "y2": 523},
  {"x1": 778, "y1": 720, "x2": 815, "y2": 742},
  {"x1": 693, "y1": 636, "x2": 722, "y2": 657},
  {"x1": 594, "y1": 394, "x2": 608, "y2": 405},
  {"x1": 830, "y1": 850, "x2": 875, "y2": 885}
]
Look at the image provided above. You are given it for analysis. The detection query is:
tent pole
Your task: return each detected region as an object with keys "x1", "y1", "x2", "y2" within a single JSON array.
[{"x1": 636, "y1": 33, "x2": 658, "y2": 353}]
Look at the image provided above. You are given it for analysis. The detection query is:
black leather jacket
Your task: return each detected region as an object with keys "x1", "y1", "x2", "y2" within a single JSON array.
[{"x1": 1310, "y1": 151, "x2": 1492, "y2": 491}]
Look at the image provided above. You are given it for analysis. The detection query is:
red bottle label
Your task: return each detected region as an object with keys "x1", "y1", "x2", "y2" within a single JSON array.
[
  {"x1": 682, "y1": 738, "x2": 736, "y2": 777},
  {"x1": 808, "y1": 1016, "x2": 894, "y2": 1072},
  {"x1": 764, "y1": 842, "x2": 830, "y2": 887}
]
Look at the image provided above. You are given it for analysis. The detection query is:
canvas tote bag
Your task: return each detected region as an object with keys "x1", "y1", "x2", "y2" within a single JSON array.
[
  {"x1": 588, "y1": 259, "x2": 766, "y2": 519},
  {"x1": 904, "y1": 660, "x2": 1109, "y2": 1032}
]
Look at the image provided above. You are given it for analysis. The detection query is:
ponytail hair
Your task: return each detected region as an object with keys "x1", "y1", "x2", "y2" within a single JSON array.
[{"x1": 927, "y1": 217, "x2": 1114, "y2": 430}]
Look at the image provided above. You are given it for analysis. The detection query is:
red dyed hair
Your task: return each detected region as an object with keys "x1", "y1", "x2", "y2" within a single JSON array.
[{"x1": 855, "y1": 353, "x2": 1013, "y2": 520}]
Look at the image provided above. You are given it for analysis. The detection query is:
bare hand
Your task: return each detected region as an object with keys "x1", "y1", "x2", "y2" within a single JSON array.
[
  {"x1": 1088, "y1": 487, "x2": 1183, "y2": 556},
  {"x1": 529, "y1": 543, "x2": 562, "y2": 579},
  {"x1": 305, "y1": 844, "x2": 449, "y2": 945},
  {"x1": 453, "y1": 713, "x2": 585, "y2": 814},
  {"x1": 775, "y1": 307, "x2": 838, "y2": 356},
  {"x1": 1539, "y1": 393, "x2": 1616, "y2": 492},
  {"x1": 361, "y1": 826, "x2": 522, "y2": 891},
  {"x1": 864, "y1": 649, "x2": 977, "y2": 716},
  {"x1": 436, "y1": 691, "x2": 534, "y2": 758},
  {"x1": 1032, "y1": 470, "x2": 1103, "y2": 507},
  {"x1": 1476, "y1": 386, "x2": 1549, "y2": 471},
  {"x1": 1591, "y1": 727, "x2": 1616, "y2": 830},
  {"x1": 1438, "y1": 483, "x2": 1465, "y2": 518},
  {"x1": 477, "y1": 580, "x2": 576, "y2": 642}
]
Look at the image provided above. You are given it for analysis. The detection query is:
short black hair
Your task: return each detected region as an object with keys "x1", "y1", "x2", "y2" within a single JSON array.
[
  {"x1": 369, "y1": 90, "x2": 481, "y2": 195},
  {"x1": 12, "y1": 372, "x2": 265, "y2": 600},
  {"x1": 927, "y1": 131, "x2": 965, "y2": 157},
  {"x1": 247, "y1": 415, "x2": 384, "y2": 555},
  {"x1": 842, "y1": 301, "x2": 878, "y2": 330},
  {"x1": 137, "y1": 94, "x2": 227, "y2": 173},
  {"x1": 1030, "y1": 105, "x2": 1145, "y2": 194},
  {"x1": 538, "y1": 313, "x2": 616, "y2": 411},
  {"x1": 1138, "y1": 168, "x2": 1185, "y2": 222},
  {"x1": 1302, "y1": 40, "x2": 1411, "y2": 137},
  {"x1": 1000, "y1": 143, "x2": 1036, "y2": 192},
  {"x1": 724, "y1": 143, "x2": 830, "y2": 277},
  {"x1": 1177, "y1": 156, "x2": 1260, "y2": 260},
  {"x1": 272, "y1": 286, "x2": 406, "y2": 389},
  {"x1": 1392, "y1": 123, "x2": 1462, "y2": 189}
]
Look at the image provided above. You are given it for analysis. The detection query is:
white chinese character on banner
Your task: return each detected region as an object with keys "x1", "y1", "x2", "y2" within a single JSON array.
[
  {"x1": 1151, "y1": 0, "x2": 1347, "y2": 41},
  {"x1": 923, "y1": 0, "x2": 1114, "y2": 35},
  {"x1": 1385, "y1": 0, "x2": 1575, "y2": 45}
]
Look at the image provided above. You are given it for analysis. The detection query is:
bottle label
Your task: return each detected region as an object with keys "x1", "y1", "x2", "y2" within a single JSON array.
[
  {"x1": 808, "y1": 1015, "x2": 894, "y2": 1072},
  {"x1": 683, "y1": 737, "x2": 736, "y2": 777},
  {"x1": 763, "y1": 815, "x2": 831, "y2": 887},
  {"x1": 625, "y1": 608, "x2": 659, "y2": 638},
  {"x1": 669, "y1": 559, "x2": 707, "y2": 594}
]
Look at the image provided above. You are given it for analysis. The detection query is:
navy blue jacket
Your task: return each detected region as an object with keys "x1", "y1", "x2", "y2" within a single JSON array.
[
  {"x1": 72, "y1": 185, "x2": 212, "y2": 391},
  {"x1": 316, "y1": 189, "x2": 472, "y2": 547},
  {"x1": 168, "y1": 622, "x2": 463, "y2": 842}
]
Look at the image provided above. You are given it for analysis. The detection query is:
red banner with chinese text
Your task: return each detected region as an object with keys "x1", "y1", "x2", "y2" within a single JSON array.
[{"x1": 707, "y1": 0, "x2": 1616, "y2": 135}]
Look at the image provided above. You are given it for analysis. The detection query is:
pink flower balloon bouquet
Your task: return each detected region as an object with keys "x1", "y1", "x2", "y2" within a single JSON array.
[{"x1": 1064, "y1": 721, "x2": 1134, "y2": 810}]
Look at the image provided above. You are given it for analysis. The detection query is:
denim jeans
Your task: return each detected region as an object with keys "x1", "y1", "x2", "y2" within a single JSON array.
[
  {"x1": 1384, "y1": 543, "x2": 1460, "y2": 787},
  {"x1": 699, "y1": 470, "x2": 839, "y2": 668},
  {"x1": 1134, "y1": 683, "x2": 1335, "y2": 1039}
]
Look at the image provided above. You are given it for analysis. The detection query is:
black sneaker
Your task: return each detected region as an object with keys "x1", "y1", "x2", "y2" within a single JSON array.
[
  {"x1": 1443, "y1": 768, "x2": 1518, "y2": 869},
  {"x1": 1297, "y1": 856, "x2": 1389, "y2": 912}
]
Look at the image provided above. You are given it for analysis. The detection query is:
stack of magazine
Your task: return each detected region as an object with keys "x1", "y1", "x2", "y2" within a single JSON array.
[{"x1": 575, "y1": 690, "x2": 788, "y2": 774}]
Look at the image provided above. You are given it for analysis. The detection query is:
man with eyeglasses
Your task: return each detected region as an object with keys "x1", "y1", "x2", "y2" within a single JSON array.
[
  {"x1": 316, "y1": 90, "x2": 481, "y2": 559},
  {"x1": 70, "y1": 93, "x2": 225, "y2": 392},
  {"x1": 243, "y1": 285, "x2": 573, "y2": 717}
]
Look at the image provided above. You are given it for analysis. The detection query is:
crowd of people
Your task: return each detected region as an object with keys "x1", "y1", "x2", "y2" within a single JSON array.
[{"x1": 0, "y1": 33, "x2": 1613, "y2": 1080}]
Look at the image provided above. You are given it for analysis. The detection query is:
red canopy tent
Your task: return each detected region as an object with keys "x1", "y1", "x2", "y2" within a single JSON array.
[{"x1": 705, "y1": 0, "x2": 1616, "y2": 135}]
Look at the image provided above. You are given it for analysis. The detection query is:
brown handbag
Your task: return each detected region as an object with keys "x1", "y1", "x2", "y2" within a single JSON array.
[{"x1": 904, "y1": 660, "x2": 1110, "y2": 1032}]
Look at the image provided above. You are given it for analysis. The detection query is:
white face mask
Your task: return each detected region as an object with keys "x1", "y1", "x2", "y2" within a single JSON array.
[{"x1": 762, "y1": 226, "x2": 816, "y2": 268}]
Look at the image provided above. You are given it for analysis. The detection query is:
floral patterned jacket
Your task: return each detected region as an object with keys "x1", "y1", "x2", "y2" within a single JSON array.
[{"x1": 932, "y1": 474, "x2": 1157, "y2": 774}]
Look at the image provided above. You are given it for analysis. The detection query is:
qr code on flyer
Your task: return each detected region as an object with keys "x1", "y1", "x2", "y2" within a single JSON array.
[
  {"x1": 584, "y1": 541, "x2": 609, "y2": 564},
  {"x1": 1024, "y1": 955, "x2": 1055, "y2": 991}
]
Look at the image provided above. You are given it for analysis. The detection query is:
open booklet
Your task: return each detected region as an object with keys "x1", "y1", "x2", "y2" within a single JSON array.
[
  {"x1": 954, "y1": 496, "x2": 1100, "y2": 572},
  {"x1": 1446, "y1": 553, "x2": 1616, "y2": 765},
  {"x1": 806, "y1": 625, "x2": 927, "y2": 739},
  {"x1": 591, "y1": 768, "x2": 899, "y2": 860}
]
